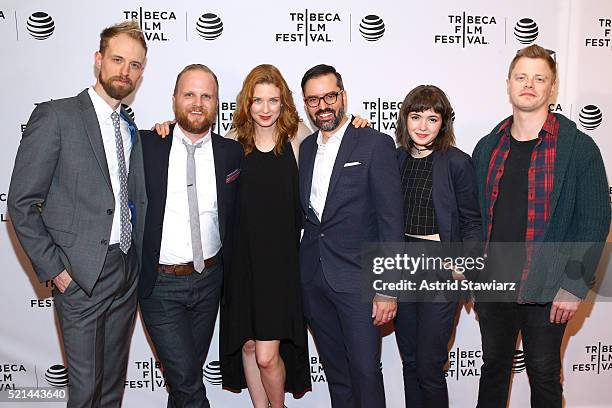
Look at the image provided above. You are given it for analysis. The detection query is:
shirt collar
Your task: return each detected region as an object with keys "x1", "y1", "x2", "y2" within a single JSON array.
[
  {"x1": 88, "y1": 86, "x2": 121, "y2": 121},
  {"x1": 316, "y1": 114, "x2": 351, "y2": 146},
  {"x1": 496, "y1": 112, "x2": 558, "y2": 138},
  {"x1": 173, "y1": 124, "x2": 212, "y2": 146}
]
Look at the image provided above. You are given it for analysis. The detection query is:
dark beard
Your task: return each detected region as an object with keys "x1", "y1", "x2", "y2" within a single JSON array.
[
  {"x1": 313, "y1": 105, "x2": 345, "y2": 131},
  {"x1": 175, "y1": 106, "x2": 213, "y2": 135},
  {"x1": 98, "y1": 73, "x2": 134, "y2": 101}
]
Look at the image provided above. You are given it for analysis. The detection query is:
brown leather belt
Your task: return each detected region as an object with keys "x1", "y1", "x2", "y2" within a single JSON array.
[{"x1": 157, "y1": 256, "x2": 217, "y2": 276}]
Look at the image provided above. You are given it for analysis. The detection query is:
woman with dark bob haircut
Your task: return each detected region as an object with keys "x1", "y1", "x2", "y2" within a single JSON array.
[{"x1": 394, "y1": 85, "x2": 482, "y2": 407}]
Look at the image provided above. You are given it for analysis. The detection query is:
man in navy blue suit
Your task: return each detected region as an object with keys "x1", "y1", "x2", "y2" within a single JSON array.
[{"x1": 298, "y1": 64, "x2": 404, "y2": 408}]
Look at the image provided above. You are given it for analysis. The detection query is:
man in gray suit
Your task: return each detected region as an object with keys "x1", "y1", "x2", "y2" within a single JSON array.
[{"x1": 8, "y1": 21, "x2": 148, "y2": 407}]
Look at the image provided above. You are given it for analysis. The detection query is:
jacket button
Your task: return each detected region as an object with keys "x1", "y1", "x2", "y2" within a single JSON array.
[
  {"x1": 320, "y1": 233, "x2": 325, "y2": 238},
  {"x1": 107, "y1": 209, "x2": 113, "y2": 215},
  {"x1": 101, "y1": 239, "x2": 108, "y2": 245}
]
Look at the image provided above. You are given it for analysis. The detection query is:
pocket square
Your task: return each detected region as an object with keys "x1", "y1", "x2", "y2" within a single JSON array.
[
  {"x1": 226, "y1": 169, "x2": 241, "y2": 183},
  {"x1": 343, "y1": 161, "x2": 362, "y2": 167}
]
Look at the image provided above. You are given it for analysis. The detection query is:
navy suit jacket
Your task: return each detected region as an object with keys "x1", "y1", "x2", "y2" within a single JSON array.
[
  {"x1": 139, "y1": 125, "x2": 243, "y2": 298},
  {"x1": 298, "y1": 122, "x2": 404, "y2": 294}
]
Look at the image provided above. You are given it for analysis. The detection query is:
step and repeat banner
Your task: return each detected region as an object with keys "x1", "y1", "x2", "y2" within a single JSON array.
[{"x1": 1, "y1": 0, "x2": 611, "y2": 406}]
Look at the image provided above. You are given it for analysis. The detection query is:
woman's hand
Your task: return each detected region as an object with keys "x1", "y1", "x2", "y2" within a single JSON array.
[{"x1": 351, "y1": 115, "x2": 370, "y2": 129}]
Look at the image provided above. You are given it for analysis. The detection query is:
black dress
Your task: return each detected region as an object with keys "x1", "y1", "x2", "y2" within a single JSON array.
[{"x1": 220, "y1": 141, "x2": 311, "y2": 396}]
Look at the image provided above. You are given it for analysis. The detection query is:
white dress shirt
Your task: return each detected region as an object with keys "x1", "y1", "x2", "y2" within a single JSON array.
[
  {"x1": 87, "y1": 87, "x2": 132, "y2": 245},
  {"x1": 309, "y1": 116, "x2": 351, "y2": 220},
  {"x1": 159, "y1": 125, "x2": 221, "y2": 264}
]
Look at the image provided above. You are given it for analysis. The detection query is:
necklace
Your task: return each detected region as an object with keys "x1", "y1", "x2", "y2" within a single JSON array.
[{"x1": 412, "y1": 145, "x2": 430, "y2": 156}]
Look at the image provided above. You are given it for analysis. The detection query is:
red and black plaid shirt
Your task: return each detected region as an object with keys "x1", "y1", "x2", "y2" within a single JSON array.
[{"x1": 485, "y1": 113, "x2": 558, "y2": 299}]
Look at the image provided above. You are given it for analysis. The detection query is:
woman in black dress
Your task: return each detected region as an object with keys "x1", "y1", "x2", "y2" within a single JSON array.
[{"x1": 220, "y1": 64, "x2": 311, "y2": 408}]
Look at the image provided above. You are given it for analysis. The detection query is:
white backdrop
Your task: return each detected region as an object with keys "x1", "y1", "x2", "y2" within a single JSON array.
[{"x1": 1, "y1": 0, "x2": 611, "y2": 406}]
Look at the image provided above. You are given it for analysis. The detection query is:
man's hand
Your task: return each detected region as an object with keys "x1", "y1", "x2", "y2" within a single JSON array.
[
  {"x1": 550, "y1": 288, "x2": 582, "y2": 324},
  {"x1": 372, "y1": 295, "x2": 397, "y2": 326},
  {"x1": 53, "y1": 270, "x2": 73, "y2": 294},
  {"x1": 151, "y1": 120, "x2": 175, "y2": 137},
  {"x1": 351, "y1": 115, "x2": 370, "y2": 129}
]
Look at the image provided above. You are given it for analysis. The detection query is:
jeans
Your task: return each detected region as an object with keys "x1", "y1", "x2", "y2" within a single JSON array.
[
  {"x1": 475, "y1": 302, "x2": 566, "y2": 408},
  {"x1": 140, "y1": 260, "x2": 222, "y2": 408}
]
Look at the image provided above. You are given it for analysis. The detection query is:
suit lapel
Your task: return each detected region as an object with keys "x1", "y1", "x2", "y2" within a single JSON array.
[
  {"x1": 212, "y1": 133, "x2": 228, "y2": 241},
  {"x1": 323, "y1": 124, "x2": 360, "y2": 216},
  {"x1": 78, "y1": 90, "x2": 112, "y2": 192},
  {"x1": 300, "y1": 135, "x2": 317, "y2": 213},
  {"x1": 159, "y1": 127, "x2": 174, "y2": 211}
]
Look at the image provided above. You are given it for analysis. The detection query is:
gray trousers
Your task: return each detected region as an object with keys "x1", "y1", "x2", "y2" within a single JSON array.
[{"x1": 54, "y1": 244, "x2": 138, "y2": 408}]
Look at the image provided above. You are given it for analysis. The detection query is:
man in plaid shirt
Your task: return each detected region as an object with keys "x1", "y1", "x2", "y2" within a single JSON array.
[{"x1": 472, "y1": 44, "x2": 610, "y2": 407}]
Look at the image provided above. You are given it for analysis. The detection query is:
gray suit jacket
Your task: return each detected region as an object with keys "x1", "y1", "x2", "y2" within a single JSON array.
[{"x1": 8, "y1": 89, "x2": 147, "y2": 296}]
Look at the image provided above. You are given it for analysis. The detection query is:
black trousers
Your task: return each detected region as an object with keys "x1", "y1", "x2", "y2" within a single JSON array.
[
  {"x1": 140, "y1": 259, "x2": 222, "y2": 408},
  {"x1": 475, "y1": 302, "x2": 566, "y2": 408}
]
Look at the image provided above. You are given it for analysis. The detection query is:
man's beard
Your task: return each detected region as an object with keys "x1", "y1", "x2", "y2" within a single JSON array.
[
  {"x1": 312, "y1": 105, "x2": 345, "y2": 131},
  {"x1": 99, "y1": 73, "x2": 135, "y2": 100},
  {"x1": 175, "y1": 105, "x2": 214, "y2": 134}
]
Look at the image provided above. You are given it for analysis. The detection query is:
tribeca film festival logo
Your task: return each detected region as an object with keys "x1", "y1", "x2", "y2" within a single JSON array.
[
  {"x1": 579, "y1": 105, "x2": 603, "y2": 131},
  {"x1": 26, "y1": 12, "x2": 55, "y2": 40},
  {"x1": 513, "y1": 18, "x2": 538, "y2": 44},
  {"x1": 359, "y1": 15, "x2": 385, "y2": 41},
  {"x1": 0, "y1": 192, "x2": 7, "y2": 223},
  {"x1": 45, "y1": 365, "x2": 68, "y2": 388},
  {"x1": 571, "y1": 342, "x2": 612, "y2": 374},
  {"x1": 434, "y1": 12, "x2": 497, "y2": 47},
  {"x1": 214, "y1": 100, "x2": 236, "y2": 135},
  {"x1": 585, "y1": 18, "x2": 611, "y2": 48},
  {"x1": 125, "y1": 359, "x2": 165, "y2": 390},
  {"x1": 310, "y1": 356, "x2": 327, "y2": 383},
  {"x1": 196, "y1": 13, "x2": 223, "y2": 40},
  {"x1": 0, "y1": 363, "x2": 28, "y2": 391},
  {"x1": 275, "y1": 10, "x2": 341, "y2": 45},
  {"x1": 445, "y1": 347, "x2": 481, "y2": 380},
  {"x1": 123, "y1": 8, "x2": 176, "y2": 42},
  {"x1": 362, "y1": 99, "x2": 401, "y2": 133}
]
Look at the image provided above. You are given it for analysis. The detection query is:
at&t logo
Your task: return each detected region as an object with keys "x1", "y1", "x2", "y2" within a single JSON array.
[
  {"x1": 203, "y1": 361, "x2": 221, "y2": 385},
  {"x1": 123, "y1": 8, "x2": 177, "y2": 41},
  {"x1": 275, "y1": 10, "x2": 341, "y2": 45},
  {"x1": 512, "y1": 349, "x2": 526, "y2": 373},
  {"x1": 579, "y1": 105, "x2": 603, "y2": 131},
  {"x1": 434, "y1": 13, "x2": 497, "y2": 47},
  {"x1": 514, "y1": 18, "x2": 538, "y2": 44},
  {"x1": 196, "y1": 13, "x2": 223, "y2": 40},
  {"x1": 121, "y1": 104, "x2": 136, "y2": 122},
  {"x1": 45, "y1": 364, "x2": 68, "y2": 387},
  {"x1": 27, "y1": 12, "x2": 55, "y2": 40},
  {"x1": 359, "y1": 15, "x2": 385, "y2": 41}
]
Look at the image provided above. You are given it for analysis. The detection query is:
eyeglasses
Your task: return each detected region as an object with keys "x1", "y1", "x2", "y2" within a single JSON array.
[{"x1": 304, "y1": 90, "x2": 344, "y2": 108}]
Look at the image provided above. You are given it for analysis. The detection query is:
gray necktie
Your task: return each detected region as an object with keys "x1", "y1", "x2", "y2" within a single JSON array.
[
  {"x1": 183, "y1": 140, "x2": 205, "y2": 273},
  {"x1": 110, "y1": 112, "x2": 131, "y2": 254}
]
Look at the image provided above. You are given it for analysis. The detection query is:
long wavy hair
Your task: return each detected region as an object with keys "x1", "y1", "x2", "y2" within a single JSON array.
[
  {"x1": 396, "y1": 85, "x2": 455, "y2": 152},
  {"x1": 232, "y1": 64, "x2": 299, "y2": 155}
]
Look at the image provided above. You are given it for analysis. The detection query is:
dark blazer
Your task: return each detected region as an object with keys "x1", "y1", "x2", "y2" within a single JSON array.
[
  {"x1": 298, "y1": 122, "x2": 404, "y2": 294},
  {"x1": 8, "y1": 89, "x2": 147, "y2": 296},
  {"x1": 139, "y1": 124, "x2": 243, "y2": 298},
  {"x1": 397, "y1": 146, "x2": 481, "y2": 243}
]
